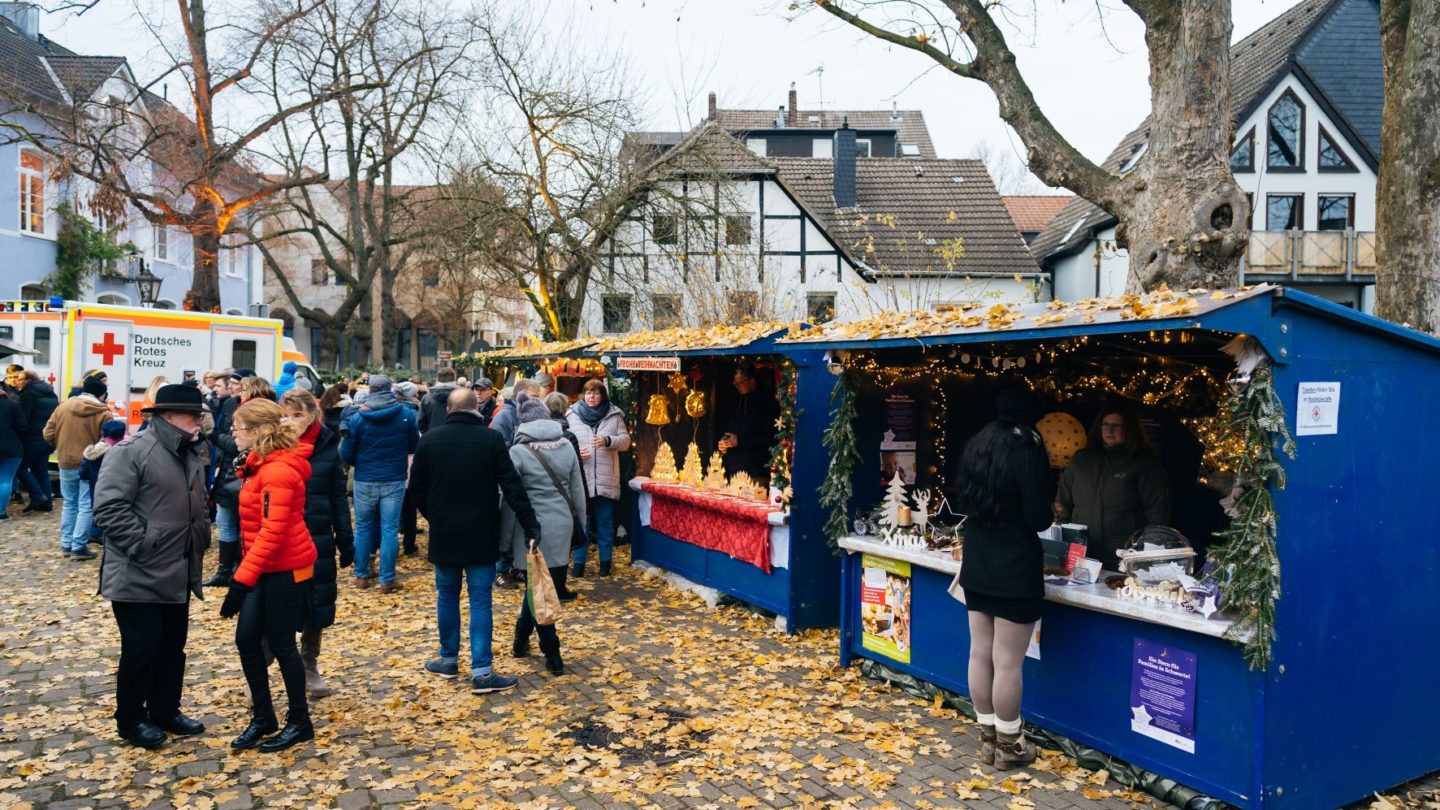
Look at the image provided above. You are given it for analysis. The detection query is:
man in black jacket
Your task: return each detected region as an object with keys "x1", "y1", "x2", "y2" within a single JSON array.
[
  {"x1": 409, "y1": 387, "x2": 540, "y2": 695},
  {"x1": 15, "y1": 371, "x2": 57, "y2": 511},
  {"x1": 418, "y1": 368, "x2": 459, "y2": 433}
]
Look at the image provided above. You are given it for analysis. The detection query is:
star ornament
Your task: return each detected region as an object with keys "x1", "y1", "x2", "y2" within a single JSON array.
[
  {"x1": 667, "y1": 372, "x2": 689, "y2": 394},
  {"x1": 1131, "y1": 705, "x2": 1154, "y2": 726}
]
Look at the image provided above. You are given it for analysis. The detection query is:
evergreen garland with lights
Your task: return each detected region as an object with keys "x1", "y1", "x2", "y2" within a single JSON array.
[
  {"x1": 1208, "y1": 360, "x2": 1296, "y2": 670},
  {"x1": 819, "y1": 373, "x2": 859, "y2": 551},
  {"x1": 769, "y1": 360, "x2": 798, "y2": 502}
]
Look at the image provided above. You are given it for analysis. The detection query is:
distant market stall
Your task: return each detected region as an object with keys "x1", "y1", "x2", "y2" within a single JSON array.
[
  {"x1": 591, "y1": 321, "x2": 840, "y2": 631},
  {"x1": 782, "y1": 285, "x2": 1440, "y2": 809},
  {"x1": 458, "y1": 337, "x2": 605, "y2": 395}
]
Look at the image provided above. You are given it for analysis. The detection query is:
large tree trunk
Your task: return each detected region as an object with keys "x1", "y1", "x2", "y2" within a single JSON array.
[
  {"x1": 1119, "y1": 1, "x2": 1249, "y2": 291},
  {"x1": 187, "y1": 217, "x2": 222, "y2": 313},
  {"x1": 1374, "y1": 0, "x2": 1440, "y2": 332}
]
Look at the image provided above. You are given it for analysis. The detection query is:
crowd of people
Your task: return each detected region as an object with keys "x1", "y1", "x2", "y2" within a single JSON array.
[{"x1": 7, "y1": 362, "x2": 633, "y2": 755}]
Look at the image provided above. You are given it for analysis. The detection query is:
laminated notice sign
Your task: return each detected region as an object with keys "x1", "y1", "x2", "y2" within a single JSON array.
[
  {"x1": 860, "y1": 554, "x2": 912, "y2": 664},
  {"x1": 1130, "y1": 638, "x2": 1197, "y2": 753},
  {"x1": 1296, "y1": 382, "x2": 1340, "y2": 436}
]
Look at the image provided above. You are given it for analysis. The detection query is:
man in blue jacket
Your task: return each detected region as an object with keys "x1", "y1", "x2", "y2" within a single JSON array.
[{"x1": 342, "y1": 375, "x2": 419, "y2": 593}]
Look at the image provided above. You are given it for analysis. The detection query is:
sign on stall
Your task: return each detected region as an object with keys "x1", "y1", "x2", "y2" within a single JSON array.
[
  {"x1": 1130, "y1": 638, "x2": 1197, "y2": 753},
  {"x1": 616, "y1": 356, "x2": 681, "y2": 372},
  {"x1": 1296, "y1": 381, "x2": 1340, "y2": 436},
  {"x1": 860, "y1": 554, "x2": 912, "y2": 664}
]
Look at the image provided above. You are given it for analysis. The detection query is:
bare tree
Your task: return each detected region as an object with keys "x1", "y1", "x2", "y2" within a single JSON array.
[
  {"x1": 2, "y1": 0, "x2": 380, "y2": 312},
  {"x1": 249, "y1": 0, "x2": 469, "y2": 365},
  {"x1": 969, "y1": 138, "x2": 1048, "y2": 196},
  {"x1": 814, "y1": 1, "x2": 1248, "y2": 292},
  {"x1": 1373, "y1": 0, "x2": 1440, "y2": 332}
]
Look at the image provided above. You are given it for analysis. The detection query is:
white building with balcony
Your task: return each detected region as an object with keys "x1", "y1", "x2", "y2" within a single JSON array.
[{"x1": 1032, "y1": 0, "x2": 1380, "y2": 311}]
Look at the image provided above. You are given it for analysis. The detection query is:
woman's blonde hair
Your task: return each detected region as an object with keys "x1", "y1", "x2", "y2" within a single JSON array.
[
  {"x1": 144, "y1": 375, "x2": 169, "y2": 408},
  {"x1": 235, "y1": 399, "x2": 300, "y2": 458},
  {"x1": 240, "y1": 376, "x2": 276, "y2": 403},
  {"x1": 280, "y1": 388, "x2": 320, "y2": 422}
]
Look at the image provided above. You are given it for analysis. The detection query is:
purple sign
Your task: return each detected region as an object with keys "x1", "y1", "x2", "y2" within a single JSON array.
[{"x1": 1130, "y1": 638, "x2": 1197, "y2": 753}]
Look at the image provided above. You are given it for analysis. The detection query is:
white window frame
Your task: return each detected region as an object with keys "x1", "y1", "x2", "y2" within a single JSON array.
[
  {"x1": 855, "y1": 138, "x2": 873, "y2": 158},
  {"x1": 811, "y1": 139, "x2": 833, "y2": 159},
  {"x1": 97, "y1": 293, "x2": 130, "y2": 305},
  {"x1": 18, "y1": 148, "x2": 49, "y2": 236},
  {"x1": 153, "y1": 223, "x2": 169, "y2": 262}
]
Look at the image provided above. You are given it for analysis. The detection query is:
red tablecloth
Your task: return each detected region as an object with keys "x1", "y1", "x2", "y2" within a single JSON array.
[{"x1": 641, "y1": 482, "x2": 777, "y2": 573}]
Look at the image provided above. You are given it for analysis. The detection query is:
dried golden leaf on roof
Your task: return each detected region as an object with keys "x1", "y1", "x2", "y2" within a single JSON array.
[
  {"x1": 593, "y1": 320, "x2": 796, "y2": 353},
  {"x1": 1032, "y1": 313, "x2": 1068, "y2": 326}
]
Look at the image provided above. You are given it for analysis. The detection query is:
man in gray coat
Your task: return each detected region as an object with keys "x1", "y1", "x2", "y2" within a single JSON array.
[{"x1": 93, "y1": 384, "x2": 212, "y2": 750}]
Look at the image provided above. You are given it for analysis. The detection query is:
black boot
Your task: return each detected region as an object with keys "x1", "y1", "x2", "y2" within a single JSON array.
[
  {"x1": 540, "y1": 636, "x2": 564, "y2": 676},
  {"x1": 258, "y1": 719, "x2": 314, "y2": 753},
  {"x1": 231, "y1": 714, "x2": 278, "y2": 750},
  {"x1": 512, "y1": 618, "x2": 531, "y2": 658},
  {"x1": 598, "y1": 561, "x2": 612, "y2": 577},
  {"x1": 204, "y1": 542, "x2": 237, "y2": 588},
  {"x1": 570, "y1": 561, "x2": 585, "y2": 578}
]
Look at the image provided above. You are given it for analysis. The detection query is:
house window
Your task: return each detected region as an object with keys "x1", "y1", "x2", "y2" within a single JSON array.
[
  {"x1": 652, "y1": 214, "x2": 678, "y2": 246},
  {"x1": 32, "y1": 327, "x2": 50, "y2": 366},
  {"x1": 395, "y1": 328, "x2": 412, "y2": 367},
  {"x1": 900, "y1": 143, "x2": 921, "y2": 156},
  {"x1": 18, "y1": 149, "x2": 46, "y2": 235},
  {"x1": 726, "y1": 291, "x2": 759, "y2": 322},
  {"x1": 1267, "y1": 90, "x2": 1304, "y2": 170},
  {"x1": 1318, "y1": 126, "x2": 1358, "y2": 172},
  {"x1": 1120, "y1": 141, "x2": 1148, "y2": 174},
  {"x1": 651, "y1": 294, "x2": 681, "y2": 329},
  {"x1": 855, "y1": 138, "x2": 873, "y2": 158},
  {"x1": 20, "y1": 283, "x2": 46, "y2": 300},
  {"x1": 601, "y1": 294, "x2": 632, "y2": 333},
  {"x1": 746, "y1": 138, "x2": 767, "y2": 156},
  {"x1": 153, "y1": 224, "x2": 169, "y2": 261},
  {"x1": 1230, "y1": 127, "x2": 1255, "y2": 172},
  {"x1": 806, "y1": 292, "x2": 837, "y2": 324},
  {"x1": 1317, "y1": 195, "x2": 1354, "y2": 231},
  {"x1": 811, "y1": 139, "x2": 832, "y2": 159},
  {"x1": 309, "y1": 327, "x2": 325, "y2": 360},
  {"x1": 724, "y1": 214, "x2": 752, "y2": 246},
  {"x1": 1266, "y1": 194, "x2": 1303, "y2": 230},
  {"x1": 232, "y1": 339, "x2": 257, "y2": 371},
  {"x1": 97, "y1": 293, "x2": 129, "y2": 305}
]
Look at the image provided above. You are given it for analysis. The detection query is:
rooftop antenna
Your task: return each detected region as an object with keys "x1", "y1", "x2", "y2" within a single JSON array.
[{"x1": 807, "y1": 64, "x2": 825, "y2": 117}]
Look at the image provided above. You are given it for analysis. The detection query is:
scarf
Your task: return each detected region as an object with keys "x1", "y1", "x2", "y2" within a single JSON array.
[{"x1": 574, "y1": 399, "x2": 609, "y2": 429}]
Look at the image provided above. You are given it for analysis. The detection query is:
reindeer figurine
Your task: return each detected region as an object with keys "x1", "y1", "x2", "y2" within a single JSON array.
[{"x1": 912, "y1": 490, "x2": 931, "y2": 536}]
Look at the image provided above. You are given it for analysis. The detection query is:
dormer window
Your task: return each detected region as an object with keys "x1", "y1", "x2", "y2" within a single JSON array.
[
  {"x1": 1317, "y1": 125, "x2": 1358, "y2": 173},
  {"x1": 855, "y1": 138, "x2": 872, "y2": 158},
  {"x1": 1266, "y1": 90, "x2": 1304, "y2": 171},
  {"x1": 1120, "y1": 142, "x2": 1148, "y2": 174}
]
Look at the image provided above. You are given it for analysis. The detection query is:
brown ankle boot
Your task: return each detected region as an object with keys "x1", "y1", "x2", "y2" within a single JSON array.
[
  {"x1": 994, "y1": 729, "x2": 1036, "y2": 770},
  {"x1": 978, "y1": 724, "x2": 996, "y2": 766}
]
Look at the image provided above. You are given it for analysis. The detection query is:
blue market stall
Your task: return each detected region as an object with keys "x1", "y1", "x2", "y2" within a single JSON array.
[
  {"x1": 592, "y1": 323, "x2": 840, "y2": 631},
  {"x1": 781, "y1": 285, "x2": 1440, "y2": 809}
]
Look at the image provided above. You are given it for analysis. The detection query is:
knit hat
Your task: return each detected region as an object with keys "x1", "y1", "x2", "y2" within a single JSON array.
[
  {"x1": 394, "y1": 381, "x2": 419, "y2": 401},
  {"x1": 83, "y1": 374, "x2": 108, "y2": 400},
  {"x1": 515, "y1": 393, "x2": 552, "y2": 425},
  {"x1": 365, "y1": 375, "x2": 396, "y2": 408},
  {"x1": 368, "y1": 375, "x2": 393, "y2": 394},
  {"x1": 995, "y1": 385, "x2": 1044, "y2": 426},
  {"x1": 102, "y1": 420, "x2": 127, "y2": 440},
  {"x1": 282, "y1": 361, "x2": 298, "y2": 374}
]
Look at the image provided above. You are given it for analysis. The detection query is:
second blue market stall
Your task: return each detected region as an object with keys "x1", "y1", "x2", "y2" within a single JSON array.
[
  {"x1": 592, "y1": 322, "x2": 840, "y2": 631},
  {"x1": 781, "y1": 285, "x2": 1440, "y2": 809}
]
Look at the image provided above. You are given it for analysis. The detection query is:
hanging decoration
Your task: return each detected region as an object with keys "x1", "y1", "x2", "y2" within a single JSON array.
[
  {"x1": 819, "y1": 373, "x2": 859, "y2": 551},
  {"x1": 651, "y1": 442, "x2": 678, "y2": 482},
  {"x1": 768, "y1": 359, "x2": 798, "y2": 505},
  {"x1": 684, "y1": 388, "x2": 708, "y2": 418},
  {"x1": 1206, "y1": 349, "x2": 1296, "y2": 671},
  {"x1": 645, "y1": 394, "x2": 673, "y2": 425},
  {"x1": 667, "y1": 372, "x2": 689, "y2": 395},
  {"x1": 1035, "y1": 411, "x2": 1088, "y2": 469}
]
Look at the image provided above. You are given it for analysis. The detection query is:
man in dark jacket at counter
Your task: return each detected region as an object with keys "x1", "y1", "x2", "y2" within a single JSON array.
[
  {"x1": 719, "y1": 364, "x2": 780, "y2": 486},
  {"x1": 93, "y1": 384, "x2": 212, "y2": 750},
  {"x1": 410, "y1": 387, "x2": 539, "y2": 694},
  {"x1": 15, "y1": 371, "x2": 57, "y2": 511}
]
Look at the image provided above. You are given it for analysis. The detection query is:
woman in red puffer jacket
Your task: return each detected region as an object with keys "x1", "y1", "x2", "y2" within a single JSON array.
[{"x1": 218, "y1": 399, "x2": 317, "y2": 754}]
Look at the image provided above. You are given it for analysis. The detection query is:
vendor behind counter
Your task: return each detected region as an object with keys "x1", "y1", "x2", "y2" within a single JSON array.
[
  {"x1": 718, "y1": 363, "x2": 779, "y2": 487},
  {"x1": 1055, "y1": 404, "x2": 1170, "y2": 570}
]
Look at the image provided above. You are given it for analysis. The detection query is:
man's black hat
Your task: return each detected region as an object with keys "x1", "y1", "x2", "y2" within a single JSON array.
[{"x1": 143, "y1": 383, "x2": 207, "y2": 414}]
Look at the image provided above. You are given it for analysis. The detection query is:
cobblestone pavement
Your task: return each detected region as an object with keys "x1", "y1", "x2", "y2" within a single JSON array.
[{"x1": 0, "y1": 508, "x2": 1434, "y2": 809}]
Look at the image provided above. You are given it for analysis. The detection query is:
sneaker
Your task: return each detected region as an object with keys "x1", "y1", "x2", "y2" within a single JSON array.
[
  {"x1": 423, "y1": 659, "x2": 459, "y2": 679},
  {"x1": 470, "y1": 672, "x2": 518, "y2": 694},
  {"x1": 495, "y1": 570, "x2": 521, "y2": 589},
  {"x1": 70, "y1": 547, "x2": 98, "y2": 561}
]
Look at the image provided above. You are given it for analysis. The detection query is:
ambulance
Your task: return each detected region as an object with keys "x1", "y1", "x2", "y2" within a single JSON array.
[{"x1": 0, "y1": 299, "x2": 318, "y2": 427}]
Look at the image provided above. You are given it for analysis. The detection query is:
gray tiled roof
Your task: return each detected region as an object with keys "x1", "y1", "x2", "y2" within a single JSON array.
[
  {"x1": 1294, "y1": 0, "x2": 1381, "y2": 162},
  {"x1": 1030, "y1": 0, "x2": 1356, "y2": 265},
  {"x1": 648, "y1": 122, "x2": 776, "y2": 176},
  {"x1": 773, "y1": 157, "x2": 1040, "y2": 277},
  {"x1": 44, "y1": 55, "x2": 124, "y2": 99},
  {"x1": 0, "y1": 17, "x2": 74, "y2": 108},
  {"x1": 714, "y1": 108, "x2": 937, "y2": 158}
]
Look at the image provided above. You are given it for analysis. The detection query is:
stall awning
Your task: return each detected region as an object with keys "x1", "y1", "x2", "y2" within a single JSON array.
[
  {"x1": 479, "y1": 337, "x2": 599, "y2": 363},
  {"x1": 590, "y1": 322, "x2": 805, "y2": 358}
]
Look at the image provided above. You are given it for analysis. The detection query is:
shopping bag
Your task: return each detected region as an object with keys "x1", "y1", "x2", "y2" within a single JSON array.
[{"x1": 526, "y1": 547, "x2": 562, "y2": 625}]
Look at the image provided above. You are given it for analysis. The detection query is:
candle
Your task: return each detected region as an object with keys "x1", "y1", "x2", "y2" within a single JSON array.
[{"x1": 898, "y1": 506, "x2": 913, "y2": 527}]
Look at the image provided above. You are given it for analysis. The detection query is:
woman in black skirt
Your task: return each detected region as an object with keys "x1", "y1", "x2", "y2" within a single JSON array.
[{"x1": 954, "y1": 386, "x2": 1054, "y2": 770}]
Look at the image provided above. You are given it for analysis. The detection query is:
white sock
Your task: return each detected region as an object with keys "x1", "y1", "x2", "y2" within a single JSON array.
[
  {"x1": 977, "y1": 712, "x2": 996, "y2": 727},
  {"x1": 995, "y1": 716, "x2": 1022, "y2": 735}
]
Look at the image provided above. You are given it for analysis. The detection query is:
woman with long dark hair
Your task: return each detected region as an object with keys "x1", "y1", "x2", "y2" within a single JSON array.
[
  {"x1": 1055, "y1": 403, "x2": 1170, "y2": 569},
  {"x1": 318, "y1": 384, "x2": 349, "y2": 436},
  {"x1": 954, "y1": 387, "x2": 1054, "y2": 770},
  {"x1": 219, "y1": 399, "x2": 317, "y2": 753}
]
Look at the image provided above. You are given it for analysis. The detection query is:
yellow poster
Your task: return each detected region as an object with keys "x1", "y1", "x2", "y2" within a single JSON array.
[{"x1": 860, "y1": 554, "x2": 912, "y2": 663}]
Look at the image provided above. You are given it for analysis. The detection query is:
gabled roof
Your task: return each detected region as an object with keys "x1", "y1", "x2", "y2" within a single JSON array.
[
  {"x1": 1003, "y1": 195, "x2": 1072, "y2": 233},
  {"x1": 714, "y1": 108, "x2": 937, "y2": 158},
  {"x1": 1030, "y1": 0, "x2": 1376, "y2": 265},
  {"x1": 773, "y1": 157, "x2": 1041, "y2": 278},
  {"x1": 0, "y1": 16, "x2": 76, "y2": 108},
  {"x1": 43, "y1": 54, "x2": 124, "y2": 99},
  {"x1": 648, "y1": 122, "x2": 776, "y2": 176}
]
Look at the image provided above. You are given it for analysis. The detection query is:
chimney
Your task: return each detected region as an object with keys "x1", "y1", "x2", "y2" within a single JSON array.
[
  {"x1": 774, "y1": 106, "x2": 784, "y2": 128},
  {"x1": 787, "y1": 82, "x2": 798, "y2": 127},
  {"x1": 0, "y1": 2, "x2": 39, "y2": 38},
  {"x1": 707, "y1": 91, "x2": 717, "y2": 121},
  {"x1": 833, "y1": 117, "x2": 857, "y2": 209}
]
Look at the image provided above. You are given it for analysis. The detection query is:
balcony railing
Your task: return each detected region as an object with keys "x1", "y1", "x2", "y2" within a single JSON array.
[{"x1": 1240, "y1": 229, "x2": 1375, "y2": 282}]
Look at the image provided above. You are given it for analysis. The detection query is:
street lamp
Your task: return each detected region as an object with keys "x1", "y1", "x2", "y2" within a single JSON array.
[{"x1": 129, "y1": 256, "x2": 161, "y2": 308}]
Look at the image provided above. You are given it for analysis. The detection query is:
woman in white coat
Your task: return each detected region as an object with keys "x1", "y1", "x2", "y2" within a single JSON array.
[{"x1": 565, "y1": 379, "x2": 631, "y2": 577}]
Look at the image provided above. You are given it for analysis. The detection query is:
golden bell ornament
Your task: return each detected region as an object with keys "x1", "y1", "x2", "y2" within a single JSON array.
[
  {"x1": 645, "y1": 394, "x2": 672, "y2": 425},
  {"x1": 684, "y1": 389, "x2": 708, "y2": 418},
  {"x1": 1036, "y1": 411, "x2": 1087, "y2": 469}
]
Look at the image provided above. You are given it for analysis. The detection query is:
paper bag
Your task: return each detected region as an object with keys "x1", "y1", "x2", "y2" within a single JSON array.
[{"x1": 526, "y1": 547, "x2": 562, "y2": 625}]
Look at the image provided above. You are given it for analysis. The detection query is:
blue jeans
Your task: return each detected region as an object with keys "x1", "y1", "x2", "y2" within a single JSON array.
[
  {"x1": 573, "y1": 496, "x2": 616, "y2": 566},
  {"x1": 0, "y1": 456, "x2": 21, "y2": 515},
  {"x1": 59, "y1": 468, "x2": 92, "y2": 551},
  {"x1": 353, "y1": 480, "x2": 404, "y2": 585},
  {"x1": 215, "y1": 505, "x2": 241, "y2": 545},
  {"x1": 17, "y1": 437, "x2": 51, "y2": 504},
  {"x1": 434, "y1": 563, "x2": 496, "y2": 676}
]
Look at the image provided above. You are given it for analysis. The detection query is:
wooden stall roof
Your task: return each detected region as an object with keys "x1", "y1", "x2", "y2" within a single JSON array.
[
  {"x1": 591, "y1": 321, "x2": 803, "y2": 355},
  {"x1": 479, "y1": 337, "x2": 599, "y2": 362}
]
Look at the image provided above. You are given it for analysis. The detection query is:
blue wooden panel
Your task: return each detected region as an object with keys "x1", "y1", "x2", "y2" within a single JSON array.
[{"x1": 633, "y1": 524, "x2": 792, "y2": 618}]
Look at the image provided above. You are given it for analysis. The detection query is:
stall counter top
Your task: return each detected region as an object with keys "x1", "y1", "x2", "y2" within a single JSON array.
[
  {"x1": 630, "y1": 477, "x2": 788, "y2": 526},
  {"x1": 838, "y1": 535, "x2": 1250, "y2": 642}
]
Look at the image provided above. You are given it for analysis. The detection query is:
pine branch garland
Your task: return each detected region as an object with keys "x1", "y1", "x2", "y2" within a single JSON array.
[
  {"x1": 769, "y1": 360, "x2": 799, "y2": 501},
  {"x1": 819, "y1": 373, "x2": 859, "y2": 552},
  {"x1": 1208, "y1": 360, "x2": 1296, "y2": 670}
]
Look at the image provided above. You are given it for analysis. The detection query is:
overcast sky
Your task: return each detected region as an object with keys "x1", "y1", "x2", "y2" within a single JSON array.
[{"x1": 40, "y1": 0, "x2": 1304, "y2": 189}]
